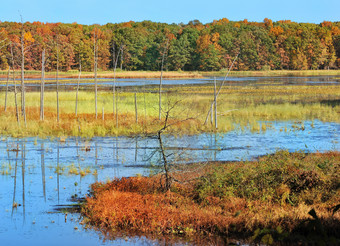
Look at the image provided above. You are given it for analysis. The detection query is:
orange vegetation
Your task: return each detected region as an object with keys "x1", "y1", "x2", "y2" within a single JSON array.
[
  {"x1": 0, "y1": 106, "x2": 202, "y2": 137},
  {"x1": 82, "y1": 151, "x2": 340, "y2": 244}
]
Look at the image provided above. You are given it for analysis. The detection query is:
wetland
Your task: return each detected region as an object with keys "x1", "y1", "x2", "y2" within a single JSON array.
[{"x1": 0, "y1": 75, "x2": 339, "y2": 245}]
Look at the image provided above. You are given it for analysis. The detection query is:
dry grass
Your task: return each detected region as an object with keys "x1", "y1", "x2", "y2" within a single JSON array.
[
  {"x1": 0, "y1": 70, "x2": 203, "y2": 79},
  {"x1": 1, "y1": 69, "x2": 339, "y2": 79},
  {"x1": 203, "y1": 69, "x2": 340, "y2": 77},
  {"x1": 0, "y1": 105, "x2": 202, "y2": 137}
]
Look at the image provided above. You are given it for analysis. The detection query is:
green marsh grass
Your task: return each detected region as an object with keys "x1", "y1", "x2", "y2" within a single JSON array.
[{"x1": 0, "y1": 82, "x2": 339, "y2": 137}]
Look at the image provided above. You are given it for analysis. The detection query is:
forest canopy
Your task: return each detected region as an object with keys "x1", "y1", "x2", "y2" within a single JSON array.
[{"x1": 0, "y1": 19, "x2": 339, "y2": 71}]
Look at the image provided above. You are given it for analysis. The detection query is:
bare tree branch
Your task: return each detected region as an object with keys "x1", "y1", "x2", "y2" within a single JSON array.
[{"x1": 204, "y1": 53, "x2": 239, "y2": 125}]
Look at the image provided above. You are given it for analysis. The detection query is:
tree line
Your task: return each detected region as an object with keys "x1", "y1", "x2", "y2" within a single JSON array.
[{"x1": 0, "y1": 18, "x2": 339, "y2": 72}]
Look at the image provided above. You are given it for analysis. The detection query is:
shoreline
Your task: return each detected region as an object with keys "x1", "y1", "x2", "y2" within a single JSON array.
[
  {"x1": 0, "y1": 71, "x2": 203, "y2": 79},
  {"x1": 202, "y1": 69, "x2": 340, "y2": 77},
  {"x1": 0, "y1": 69, "x2": 339, "y2": 79}
]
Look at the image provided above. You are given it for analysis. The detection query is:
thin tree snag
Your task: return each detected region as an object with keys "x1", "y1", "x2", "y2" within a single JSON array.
[
  {"x1": 135, "y1": 93, "x2": 138, "y2": 124},
  {"x1": 94, "y1": 29, "x2": 98, "y2": 119},
  {"x1": 204, "y1": 53, "x2": 239, "y2": 125},
  {"x1": 20, "y1": 17, "x2": 26, "y2": 125},
  {"x1": 156, "y1": 100, "x2": 195, "y2": 191},
  {"x1": 157, "y1": 110, "x2": 171, "y2": 191},
  {"x1": 210, "y1": 104, "x2": 213, "y2": 125},
  {"x1": 116, "y1": 87, "x2": 119, "y2": 129},
  {"x1": 113, "y1": 45, "x2": 122, "y2": 117},
  {"x1": 143, "y1": 81, "x2": 147, "y2": 132},
  {"x1": 10, "y1": 45, "x2": 20, "y2": 125},
  {"x1": 56, "y1": 45, "x2": 60, "y2": 122},
  {"x1": 40, "y1": 49, "x2": 46, "y2": 121},
  {"x1": 214, "y1": 77, "x2": 217, "y2": 129},
  {"x1": 120, "y1": 46, "x2": 123, "y2": 70},
  {"x1": 112, "y1": 40, "x2": 115, "y2": 69},
  {"x1": 159, "y1": 39, "x2": 169, "y2": 120},
  {"x1": 75, "y1": 61, "x2": 81, "y2": 116},
  {"x1": 4, "y1": 66, "x2": 10, "y2": 112}
]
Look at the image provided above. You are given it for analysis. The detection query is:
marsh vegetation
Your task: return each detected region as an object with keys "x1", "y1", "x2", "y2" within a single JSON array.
[
  {"x1": 0, "y1": 76, "x2": 339, "y2": 138},
  {"x1": 83, "y1": 151, "x2": 340, "y2": 245},
  {"x1": 0, "y1": 75, "x2": 339, "y2": 245}
]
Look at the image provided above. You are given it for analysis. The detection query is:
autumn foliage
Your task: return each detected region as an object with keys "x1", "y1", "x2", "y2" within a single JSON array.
[
  {"x1": 0, "y1": 18, "x2": 339, "y2": 71},
  {"x1": 82, "y1": 151, "x2": 340, "y2": 244}
]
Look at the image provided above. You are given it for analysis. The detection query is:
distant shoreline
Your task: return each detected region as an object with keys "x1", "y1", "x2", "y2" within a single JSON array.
[
  {"x1": 202, "y1": 69, "x2": 340, "y2": 77},
  {"x1": 0, "y1": 70, "x2": 203, "y2": 79},
  {"x1": 0, "y1": 69, "x2": 339, "y2": 79}
]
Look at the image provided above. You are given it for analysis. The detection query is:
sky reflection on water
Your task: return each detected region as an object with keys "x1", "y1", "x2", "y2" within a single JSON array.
[{"x1": 0, "y1": 120, "x2": 339, "y2": 245}]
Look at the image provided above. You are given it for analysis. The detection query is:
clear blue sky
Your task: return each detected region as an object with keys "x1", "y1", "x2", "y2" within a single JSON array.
[{"x1": 1, "y1": 0, "x2": 339, "y2": 25}]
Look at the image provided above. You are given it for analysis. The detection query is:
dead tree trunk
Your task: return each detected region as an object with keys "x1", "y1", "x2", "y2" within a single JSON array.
[
  {"x1": 112, "y1": 41, "x2": 115, "y2": 69},
  {"x1": 155, "y1": 100, "x2": 196, "y2": 191},
  {"x1": 214, "y1": 77, "x2": 217, "y2": 129},
  {"x1": 120, "y1": 46, "x2": 123, "y2": 70},
  {"x1": 4, "y1": 66, "x2": 10, "y2": 112},
  {"x1": 143, "y1": 80, "x2": 147, "y2": 131},
  {"x1": 40, "y1": 49, "x2": 46, "y2": 121},
  {"x1": 93, "y1": 30, "x2": 98, "y2": 119},
  {"x1": 135, "y1": 92, "x2": 138, "y2": 124},
  {"x1": 56, "y1": 45, "x2": 60, "y2": 122},
  {"x1": 210, "y1": 104, "x2": 213, "y2": 125},
  {"x1": 158, "y1": 131, "x2": 171, "y2": 191},
  {"x1": 157, "y1": 109, "x2": 171, "y2": 191},
  {"x1": 113, "y1": 46, "x2": 122, "y2": 118},
  {"x1": 115, "y1": 45, "x2": 124, "y2": 128},
  {"x1": 116, "y1": 87, "x2": 119, "y2": 128},
  {"x1": 204, "y1": 54, "x2": 239, "y2": 125},
  {"x1": 159, "y1": 39, "x2": 169, "y2": 120},
  {"x1": 20, "y1": 19, "x2": 26, "y2": 125},
  {"x1": 75, "y1": 61, "x2": 81, "y2": 116},
  {"x1": 10, "y1": 45, "x2": 20, "y2": 125}
]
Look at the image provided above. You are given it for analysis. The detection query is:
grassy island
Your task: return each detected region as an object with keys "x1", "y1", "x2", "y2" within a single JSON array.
[{"x1": 81, "y1": 151, "x2": 340, "y2": 245}]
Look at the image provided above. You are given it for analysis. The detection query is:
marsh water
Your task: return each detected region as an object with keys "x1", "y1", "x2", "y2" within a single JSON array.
[
  {"x1": 0, "y1": 76, "x2": 339, "y2": 245},
  {"x1": 0, "y1": 120, "x2": 339, "y2": 245},
  {"x1": 0, "y1": 75, "x2": 339, "y2": 92}
]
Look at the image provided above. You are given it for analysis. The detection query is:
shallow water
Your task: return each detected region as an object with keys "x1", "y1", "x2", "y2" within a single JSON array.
[
  {"x1": 0, "y1": 120, "x2": 339, "y2": 245},
  {"x1": 0, "y1": 75, "x2": 339, "y2": 92}
]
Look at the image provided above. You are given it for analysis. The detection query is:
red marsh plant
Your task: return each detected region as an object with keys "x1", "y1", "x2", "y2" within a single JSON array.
[{"x1": 81, "y1": 151, "x2": 340, "y2": 244}]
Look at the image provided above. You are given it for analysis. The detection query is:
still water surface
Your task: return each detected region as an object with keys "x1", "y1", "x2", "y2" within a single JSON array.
[
  {"x1": 0, "y1": 75, "x2": 339, "y2": 91},
  {"x1": 0, "y1": 120, "x2": 339, "y2": 245}
]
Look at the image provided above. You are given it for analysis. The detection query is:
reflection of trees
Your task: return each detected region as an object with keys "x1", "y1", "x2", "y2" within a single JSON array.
[
  {"x1": 41, "y1": 142, "x2": 46, "y2": 201},
  {"x1": 95, "y1": 140, "x2": 98, "y2": 182},
  {"x1": 21, "y1": 139, "x2": 25, "y2": 222},
  {"x1": 57, "y1": 141, "x2": 60, "y2": 203},
  {"x1": 11, "y1": 143, "x2": 19, "y2": 216}
]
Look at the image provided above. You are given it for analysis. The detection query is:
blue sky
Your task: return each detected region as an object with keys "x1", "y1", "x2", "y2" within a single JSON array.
[{"x1": 1, "y1": 0, "x2": 339, "y2": 25}]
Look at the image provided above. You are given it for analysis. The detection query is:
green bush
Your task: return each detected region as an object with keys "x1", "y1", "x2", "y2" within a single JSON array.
[{"x1": 194, "y1": 150, "x2": 339, "y2": 206}]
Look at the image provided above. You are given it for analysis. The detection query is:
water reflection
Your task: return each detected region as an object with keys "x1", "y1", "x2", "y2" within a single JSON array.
[
  {"x1": 0, "y1": 120, "x2": 339, "y2": 245},
  {"x1": 22, "y1": 140, "x2": 26, "y2": 223},
  {"x1": 41, "y1": 142, "x2": 46, "y2": 202},
  {"x1": 0, "y1": 75, "x2": 339, "y2": 92},
  {"x1": 11, "y1": 143, "x2": 18, "y2": 217},
  {"x1": 57, "y1": 141, "x2": 60, "y2": 203}
]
